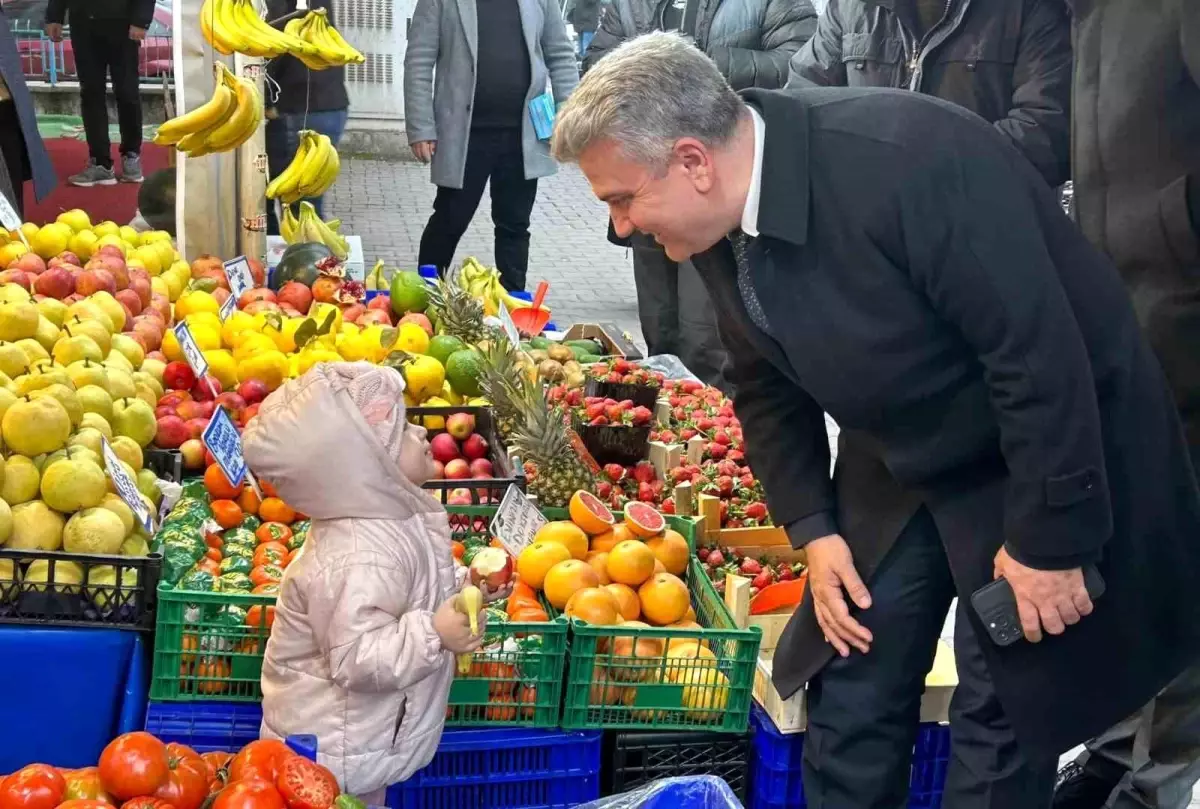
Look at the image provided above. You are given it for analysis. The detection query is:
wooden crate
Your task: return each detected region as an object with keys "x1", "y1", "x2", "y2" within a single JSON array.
[{"x1": 561, "y1": 323, "x2": 644, "y2": 360}]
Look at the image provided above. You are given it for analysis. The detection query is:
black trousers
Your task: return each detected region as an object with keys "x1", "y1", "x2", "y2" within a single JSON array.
[
  {"x1": 0, "y1": 101, "x2": 28, "y2": 218},
  {"x1": 418, "y1": 128, "x2": 537, "y2": 292},
  {"x1": 71, "y1": 19, "x2": 142, "y2": 168},
  {"x1": 803, "y1": 507, "x2": 1058, "y2": 809}
]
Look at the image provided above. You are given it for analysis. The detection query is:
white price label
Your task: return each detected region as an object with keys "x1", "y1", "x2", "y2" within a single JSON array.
[
  {"x1": 102, "y1": 437, "x2": 155, "y2": 532},
  {"x1": 490, "y1": 484, "x2": 548, "y2": 556},
  {"x1": 218, "y1": 293, "x2": 237, "y2": 322},
  {"x1": 498, "y1": 301, "x2": 521, "y2": 346},
  {"x1": 203, "y1": 407, "x2": 247, "y2": 487},
  {"x1": 0, "y1": 193, "x2": 22, "y2": 235},
  {"x1": 173, "y1": 322, "x2": 208, "y2": 380},
  {"x1": 223, "y1": 256, "x2": 255, "y2": 301}
]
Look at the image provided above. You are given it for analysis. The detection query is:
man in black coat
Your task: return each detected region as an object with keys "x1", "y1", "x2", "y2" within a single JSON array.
[
  {"x1": 0, "y1": 6, "x2": 56, "y2": 217},
  {"x1": 45, "y1": 0, "x2": 155, "y2": 186},
  {"x1": 552, "y1": 32, "x2": 1200, "y2": 809}
]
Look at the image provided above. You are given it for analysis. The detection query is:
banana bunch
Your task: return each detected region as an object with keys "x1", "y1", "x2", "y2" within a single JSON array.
[
  {"x1": 281, "y1": 201, "x2": 349, "y2": 259},
  {"x1": 459, "y1": 257, "x2": 547, "y2": 318},
  {"x1": 202, "y1": 0, "x2": 320, "y2": 60},
  {"x1": 265, "y1": 130, "x2": 340, "y2": 203},
  {"x1": 153, "y1": 62, "x2": 262, "y2": 156},
  {"x1": 285, "y1": 9, "x2": 366, "y2": 69}
]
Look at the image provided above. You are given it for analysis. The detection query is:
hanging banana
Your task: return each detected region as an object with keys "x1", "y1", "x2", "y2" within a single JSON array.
[
  {"x1": 202, "y1": 0, "x2": 362, "y2": 66},
  {"x1": 265, "y1": 131, "x2": 339, "y2": 203}
]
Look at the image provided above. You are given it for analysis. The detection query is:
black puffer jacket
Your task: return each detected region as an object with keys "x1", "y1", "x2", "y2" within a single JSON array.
[
  {"x1": 584, "y1": 0, "x2": 817, "y2": 90},
  {"x1": 786, "y1": 0, "x2": 1071, "y2": 187}
]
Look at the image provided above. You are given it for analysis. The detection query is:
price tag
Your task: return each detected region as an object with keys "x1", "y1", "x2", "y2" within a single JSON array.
[
  {"x1": 218, "y1": 293, "x2": 237, "y2": 322},
  {"x1": 0, "y1": 193, "x2": 27, "y2": 246},
  {"x1": 101, "y1": 437, "x2": 155, "y2": 533},
  {"x1": 173, "y1": 322, "x2": 209, "y2": 380},
  {"x1": 498, "y1": 301, "x2": 520, "y2": 347},
  {"x1": 203, "y1": 407, "x2": 247, "y2": 487},
  {"x1": 490, "y1": 484, "x2": 548, "y2": 556},
  {"x1": 223, "y1": 255, "x2": 255, "y2": 301}
]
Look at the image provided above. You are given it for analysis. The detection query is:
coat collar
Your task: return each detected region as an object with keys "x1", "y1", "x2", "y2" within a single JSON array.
[{"x1": 740, "y1": 88, "x2": 812, "y2": 246}]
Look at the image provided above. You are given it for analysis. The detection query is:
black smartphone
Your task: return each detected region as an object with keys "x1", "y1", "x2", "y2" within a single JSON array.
[{"x1": 970, "y1": 565, "x2": 1106, "y2": 647}]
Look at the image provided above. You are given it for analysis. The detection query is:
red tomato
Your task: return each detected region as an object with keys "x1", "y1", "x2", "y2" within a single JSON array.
[
  {"x1": 152, "y1": 746, "x2": 208, "y2": 809},
  {"x1": 0, "y1": 764, "x2": 66, "y2": 809},
  {"x1": 57, "y1": 801, "x2": 115, "y2": 809},
  {"x1": 227, "y1": 741, "x2": 292, "y2": 784},
  {"x1": 212, "y1": 780, "x2": 287, "y2": 809},
  {"x1": 121, "y1": 798, "x2": 175, "y2": 809},
  {"x1": 276, "y1": 757, "x2": 338, "y2": 809},
  {"x1": 245, "y1": 604, "x2": 276, "y2": 631},
  {"x1": 199, "y1": 754, "x2": 232, "y2": 782},
  {"x1": 252, "y1": 584, "x2": 280, "y2": 596},
  {"x1": 249, "y1": 566, "x2": 283, "y2": 588},
  {"x1": 61, "y1": 768, "x2": 114, "y2": 804},
  {"x1": 253, "y1": 543, "x2": 289, "y2": 569},
  {"x1": 99, "y1": 733, "x2": 170, "y2": 801}
]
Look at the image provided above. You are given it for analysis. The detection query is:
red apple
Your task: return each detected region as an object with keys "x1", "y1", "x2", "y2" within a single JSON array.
[
  {"x1": 76, "y1": 267, "x2": 116, "y2": 296},
  {"x1": 0, "y1": 269, "x2": 31, "y2": 290},
  {"x1": 12, "y1": 253, "x2": 45, "y2": 274},
  {"x1": 242, "y1": 403, "x2": 261, "y2": 423},
  {"x1": 159, "y1": 390, "x2": 192, "y2": 409},
  {"x1": 115, "y1": 288, "x2": 142, "y2": 316},
  {"x1": 215, "y1": 392, "x2": 247, "y2": 420},
  {"x1": 461, "y1": 433, "x2": 489, "y2": 461},
  {"x1": 179, "y1": 439, "x2": 206, "y2": 470},
  {"x1": 147, "y1": 350, "x2": 167, "y2": 363},
  {"x1": 357, "y1": 310, "x2": 392, "y2": 326},
  {"x1": 341, "y1": 304, "x2": 366, "y2": 324},
  {"x1": 96, "y1": 253, "x2": 128, "y2": 289},
  {"x1": 247, "y1": 257, "x2": 266, "y2": 287},
  {"x1": 430, "y1": 433, "x2": 461, "y2": 465},
  {"x1": 469, "y1": 457, "x2": 494, "y2": 478},
  {"x1": 155, "y1": 405, "x2": 177, "y2": 419},
  {"x1": 277, "y1": 281, "x2": 313, "y2": 314},
  {"x1": 239, "y1": 288, "x2": 276, "y2": 309},
  {"x1": 367, "y1": 294, "x2": 391, "y2": 313},
  {"x1": 149, "y1": 293, "x2": 171, "y2": 321},
  {"x1": 192, "y1": 375, "x2": 223, "y2": 401},
  {"x1": 33, "y1": 267, "x2": 74, "y2": 299},
  {"x1": 399, "y1": 312, "x2": 434, "y2": 336},
  {"x1": 185, "y1": 417, "x2": 209, "y2": 439},
  {"x1": 243, "y1": 300, "x2": 281, "y2": 316},
  {"x1": 175, "y1": 400, "x2": 204, "y2": 421},
  {"x1": 213, "y1": 288, "x2": 230, "y2": 306},
  {"x1": 237, "y1": 379, "x2": 269, "y2": 405},
  {"x1": 155, "y1": 415, "x2": 190, "y2": 449},
  {"x1": 195, "y1": 401, "x2": 216, "y2": 419},
  {"x1": 445, "y1": 413, "x2": 475, "y2": 441},
  {"x1": 163, "y1": 361, "x2": 196, "y2": 391},
  {"x1": 468, "y1": 546, "x2": 513, "y2": 589},
  {"x1": 444, "y1": 458, "x2": 471, "y2": 480},
  {"x1": 446, "y1": 487, "x2": 473, "y2": 506},
  {"x1": 128, "y1": 270, "x2": 152, "y2": 308},
  {"x1": 279, "y1": 305, "x2": 304, "y2": 318},
  {"x1": 132, "y1": 319, "x2": 164, "y2": 351},
  {"x1": 433, "y1": 460, "x2": 445, "y2": 480}
]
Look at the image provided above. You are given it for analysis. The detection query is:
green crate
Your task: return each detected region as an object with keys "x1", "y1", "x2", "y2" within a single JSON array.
[
  {"x1": 445, "y1": 506, "x2": 568, "y2": 728},
  {"x1": 149, "y1": 582, "x2": 274, "y2": 702}
]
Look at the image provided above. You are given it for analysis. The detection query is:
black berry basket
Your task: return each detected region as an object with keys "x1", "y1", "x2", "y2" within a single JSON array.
[
  {"x1": 408, "y1": 405, "x2": 526, "y2": 505},
  {"x1": 571, "y1": 414, "x2": 651, "y2": 467},
  {"x1": 584, "y1": 377, "x2": 661, "y2": 410},
  {"x1": 0, "y1": 548, "x2": 162, "y2": 631},
  {"x1": 145, "y1": 448, "x2": 186, "y2": 483},
  {"x1": 603, "y1": 730, "x2": 751, "y2": 801}
]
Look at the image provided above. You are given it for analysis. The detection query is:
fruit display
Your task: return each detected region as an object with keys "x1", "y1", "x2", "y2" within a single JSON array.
[
  {"x1": 520, "y1": 335, "x2": 606, "y2": 386},
  {"x1": 571, "y1": 396, "x2": 654, "y2": 428},
  {"x1": 280, "y1": 202, "x2": 349, "y2": 259},
  {"x1": 419, "y1": 408, "x2": 518, "y2": 505},
  {"x1": 1, "y1": 733, "x2": 361, "y2": 809},
  {"x1": 203, "y1": 0, "x2": 364, "y2": 67},
  {"x1": 696, "y1": 543, "x2": 805, "y2": 602},
  {"x1": 283, "y1": 9, "x2": 367, "y2": 68},
  {"x1": 152, "y1": 63, "x2": 261, "y2": 158},
  {"x1": 265, "y1": 131, "x2": 340, "y2": 205},
  {"x1": 459, "y1": 257, "x2": 542, "y2": 319},
  {"x1": 587, "y1": 358, "x2": 664, "y2": 390}
]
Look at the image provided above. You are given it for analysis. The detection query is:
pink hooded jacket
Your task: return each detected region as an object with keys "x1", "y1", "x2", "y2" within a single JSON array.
[{"x1": 241, "y1": 362, "x2": 458, "y2": 794}]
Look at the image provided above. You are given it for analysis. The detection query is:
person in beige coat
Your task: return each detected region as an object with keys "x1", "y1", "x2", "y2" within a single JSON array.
[{"x1": 242, "y1": 363, "x2": 487, "y2": 801}]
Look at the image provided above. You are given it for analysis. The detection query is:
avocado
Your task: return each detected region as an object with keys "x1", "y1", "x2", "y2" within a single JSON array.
[
  {"x1": 578, "y1": 353, "x2": 605, "y2": 364},
  {"x1": 529, "y1": 336, "x2": 552, "y2": 350},
  {"x1": 565, "y1": 339, "x2": 604, "y2": 356}
]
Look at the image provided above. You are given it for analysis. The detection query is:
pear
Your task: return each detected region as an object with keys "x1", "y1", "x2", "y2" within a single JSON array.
[
  {"x1": 79, "y1": 412, "x2": 113, "y2": 438},
  {"x1": 14, "y1": 368, "x2": 72, "y2": 397},
  {"x1": 62, "y1": 317, "x2": 111, "y2": 355},
  {"x1": 136, "y1": 468, "x2": 162, "y2": 508},
  {"x1": 112, "y1": 397, "x2": 156, "y2": 448},
  {"x1": 8, "y1": 501, "x2": 65, "y2": 551},
  {"x1": 0, "y1": 341, "x2": 30, "y2": 378},
  {"x1": 36, "y1": 298, "x2": 68, "y2": 328},
  {"x1": 110, "y1": 435, "x2": 144, "y2": 473},
  {"x1": 68, "y1": 426, "x2": 106, "y2": 457},
  {"x1": 0, "y1": 498, "x2": 11, "y2": 545},
  {"x1": 119, "y1": 534, "x2": 149, "y2": 556},
  {"x1": 76, "y1": 384, "x2": 115, "y2": 422},
  {"x1": 2, "y1": 395, "x2": 71, "y2": 456},
  {"x1": 30, "y1": 384, "x2": 82, "y2": 427},
  {"x1": 65, "y1": 300, "x2": 114, "y2": 333},
  {"x1": 0, "y1": 387, "x2": 17, "y2": 423},
  {"x1": 67, "y1": 360, "x2": 111, "y2": 392},
  {"x1": 106, "y1": 368, "x2": 137, "y2": 400},
  {"x1": 139, "y1": 358, "x2": 165, "y2": 385},
  {"x1": 0, "y1": 285, "x2": 30, "y2": 305},
  {"x1": 132, "y1": 372, "x2": 163, "y2": 399},
  {"x1": 34, "y1": 317, "x2": 61, "y2": 353},
  {"x1": 0, "y1": 302, "x2": 40, "y2": 342},
  {"x1": 107, "y1": 459, "x2": 138, "y2": 496},
  {"x1": 99, "y1": 493, "x2": 135, "y2": 536},
  {"x1": 134, "y1": 383, "x2": 158, "y2": 409},
  {"x1": 1, "y1": 456, "x2": 38, "y2": 505},
  {"x1": 62, "y1": 507, "x2": 125, "y2": 555},
  {"x1": 15, "y1": 338, "x2": 49, "y2": 366},
  {"x1": 41, "y1": 456, "x2": 107, "y2": 512},
  {"x1": 53, "y1": 334, "x2": 103, "y2": 366},
  {"x1": 88, "y1": 292, "x2": 127, "y2": 334},
  {"x1": 109, "y1": 334, "x2": 145, "y2": 370}
]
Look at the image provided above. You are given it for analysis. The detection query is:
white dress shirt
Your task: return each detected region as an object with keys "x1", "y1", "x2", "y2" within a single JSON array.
[{"x1": 740, "y1": 105, "x2": 766, "y2": 237}]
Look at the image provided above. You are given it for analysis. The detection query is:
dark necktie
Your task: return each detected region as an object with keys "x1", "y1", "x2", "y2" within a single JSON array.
[{"x1": 731, "y1": 230, "x2": 772, "y2": 335}]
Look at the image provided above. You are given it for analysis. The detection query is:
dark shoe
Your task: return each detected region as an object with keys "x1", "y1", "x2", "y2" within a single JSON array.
[
  {"x1": 119, "y1": 152, "x2": 144, "y2": 184},
  {"x1": 67, "y1": 159, "x2": 117, "y2": 187},
  {"x1": 1052, "y1": 760, "x2": 1123, "y2": 809}
]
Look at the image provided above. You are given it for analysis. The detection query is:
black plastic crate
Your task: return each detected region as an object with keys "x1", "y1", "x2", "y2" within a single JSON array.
[
  {"x1": 145, "y1": 448, "x2": 185, "y2": 483},
  {"x1": 571, "y1": 415, "x2": 651, "y2": 467},
  {"x1": 585, "y1": 377, "x2": 661, "y2": 409},
  {"x1": 409, "y1": 406, "x2": 526, "y2": 505},
  {"x1": 603, "y1": 730, "x2": 751, "y2": 801},
  {"x1": 0, "y1": 548, "x2": 161, "y2": 631}
]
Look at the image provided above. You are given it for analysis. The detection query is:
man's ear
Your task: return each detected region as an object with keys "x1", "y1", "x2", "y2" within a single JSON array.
[{"x1": 674, "y1": 137, "x2": 714, "y2": 192}]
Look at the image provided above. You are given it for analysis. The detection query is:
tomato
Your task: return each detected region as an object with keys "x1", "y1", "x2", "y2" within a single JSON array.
[
  {"x1": 152, "y1": 745, "x2": 208, "y2": 809},
  {"x1": 198, "y1": 558, "x2": 221, "y2": 576},
  {"x1": 255, "y1": 523, "x2": 292, "y2": 546},
  {"x1": 121, "y1": 798, "x2": 175, "y2": 809},
  {"x1": 204, "y1": 533, "x2": 224, "y2": 550},
  {"x1": 61, "y1": 768, "x2": 114, "y2": 804},
  {"x1": 99, "y1": 732, "x2": 170, "y2": 801},
  {"x1": 227, "y1": 741, "x2": 292, "y2": 784},
  {"x1": 199, "y1": 754, "x2": 232, "y2": 782},
  {"x1": 57, "y1": 801, "x2": 115, "y2": 809},
  {"x1": 253, "y1": 543, "x2": 289, "y2": 569},
  {"x1": 0, "y1": 764, "x2": 66, "y2": 809},
  {"x1": 275, "y1": 758, "x2": 338, "y2": 809},
  {"x1": 212, "y1": 780, "x2": 287, "y2": 809},
  {"x1": 250, "y1": 565, "x2": 283, "y2": 588},
  {"x1": 245, "y1": 604, "x2": 276, "y2": 631},
  {"x1": 252, "y1": 583, "x2": 280, "y2": 596}
]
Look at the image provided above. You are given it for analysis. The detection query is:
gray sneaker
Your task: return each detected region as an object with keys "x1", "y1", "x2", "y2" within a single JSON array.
[
  {"x1": 67, "y1": 159, "x2": 117, "y2": 187},
  {"x1": 119, "y1": 152, "x2": 144, "y2": 184}
]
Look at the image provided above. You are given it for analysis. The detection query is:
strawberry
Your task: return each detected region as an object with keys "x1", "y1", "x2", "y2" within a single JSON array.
[
  {"x1": 606, "y1": 404, "x2": 624, "y2": 422},
  {"x1": 744, "y1": 502, "x2": 768, "y2": 520},
  {"x1": 752, "y1": 570, "x2": 775, "y2": 589},
  {"x1": 603, "y1": 463, "x2": 626, "y2": 482},
  {"x1": 662, "y1": 497, "x2": 676, "y2": 514},
  {"x1": 632, "y1": 461, "x2": 657, "y2": 483},
  {"x1": 712, "y1": 430, "x2": 732, "y2": 445},
  {"x1": 585, "y1": 402, "x2": 607, "y2": 420},
  {"x1": 607, "y1": 371, "x2": 623, "y2": 384},
  {"x1": 681, "y1": 427, "x2": 698, "y2": 440},
  {"x1": 708, "y1": 443, "x2": 729, "y2": 460},
  {"x1": 671, "y1": 466, "x2": 694, "y2": 484},
  {"x1": 778, "y1": 566, "x2": 795, "y2": 581},
  {"x1": 590, "y1": 416, "x2": 609, "y2": 426},
  {"x1": 659, "y1": 429, "x2": 677, "y2": 444},
  {"x1": 630, "y1": 406, "x2": 653, "y2": 425},
  {"x1": 638, "y1": 481, "x2": 656, "y2": 501},
  {"x1": 596, "y1": 481, "x2": 613, "y2": 498},
  {"x1": 707, "y1": 549, "x2": 725, "y2": 567},
  {"x1": 740, "y1": 558, "x2": 762, "y2": 575}
]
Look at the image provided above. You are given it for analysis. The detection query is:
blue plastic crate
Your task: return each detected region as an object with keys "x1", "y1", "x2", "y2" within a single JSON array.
[
  {"x1": 144, "y1": 701, "x2": 263, "y2": 753},
  {"x1": 748, "y1": 705, "x2": 950, "y2": 809},
  {"x1": 387, "y1": 726, "x2": 602, "y2": 809}
]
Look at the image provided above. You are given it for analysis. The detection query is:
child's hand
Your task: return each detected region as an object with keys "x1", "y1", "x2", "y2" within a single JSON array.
[
  {"x1": 480, "y1": 578, "x2": 515, "y2": 604},
  {"x1": 433, "y1": 595, "x2": 486, "y2": 654}
]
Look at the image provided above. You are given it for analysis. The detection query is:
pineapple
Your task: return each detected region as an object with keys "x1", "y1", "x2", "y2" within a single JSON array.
[
  {"x1": 428, "y1": 275, "x2": 489, "y2": 345},
  {"x1": 508, "y1": 382, "x2": 596, "y2": 508},
  {"x1": 477, "y1": 337, "x2": 528, "y2": 439}
]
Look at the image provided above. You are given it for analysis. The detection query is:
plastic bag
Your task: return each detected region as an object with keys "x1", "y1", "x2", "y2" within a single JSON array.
[
  {"x1": 636, "y1": 354, "x2": 702, "y2": 384},
  {"x1": 574, "y1": 776, "x2": 744, "y2": 809}
]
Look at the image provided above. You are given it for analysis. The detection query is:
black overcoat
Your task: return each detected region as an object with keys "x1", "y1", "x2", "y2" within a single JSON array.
[{"x1": 691, "y1": 86, "x2": 1200, "y2": 755}]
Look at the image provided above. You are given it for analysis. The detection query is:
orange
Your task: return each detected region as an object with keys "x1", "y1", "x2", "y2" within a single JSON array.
[
  {"x1": 204, "y1": 464, "x2": 244, "y2": 500},
  {"x1": 589, "y1": 664, "x2": 628, "y2": 706},
  {"x1": 586, "y1": 551, "x2": 612, "y2": 586},
  {"x1": 610, "y1": 621, "x2": 665, "y2": 682},
  {"x1": 542, "y1": 559, "x2": 601, "y2": 609},
  {"x1": 607, "y1": 540, "x2": 657, "y2": 587},
  {"x1": 259, "y1": 497, "x2": 296, "y2": 524},
  {"x1": 653, "y1": 559, "x2": 667, "y2": 575},
  {"x1": 565, "y1": 587, "x2": 621, "y2": 626},
  {"x1": 568, "y1": 490, "x2": 615, "y2": 535},
  {"x1": 589, "y1": 523, "x2": 635, "y2": 553},
  {"x1": 646, "y1": 530, "x2": 689, "y2": 576},
  {"x1": 517, "y1": 541, "x2": 573, "y2": 590},
  {"x1": 684, "y1": 605, "x2": 697, "y2": 622},
  {"x1": 638, "y1": 572, "x2": 691, "y2": 625},
  {"x1": 237, "y1": 486, "x2": 261, "y2": 517},
  {"x1": 533, "y1": 520, "x2": 589, "y2": 560},
  {"x1": 605, "y1": 583, "x2": 641, "y2": 621},
  {"x1": 510, "y1": 605, "x2": 550, "y2": 622},
  {"x1": 211, "y1": 499, "x2": 243, "y2": 529},
  {"x1": 623, "y1": 501, "x2": 666, "y2": 538}
]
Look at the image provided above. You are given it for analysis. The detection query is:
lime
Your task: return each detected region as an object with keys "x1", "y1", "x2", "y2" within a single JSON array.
[
  {"x1": 445, "y1": 349, "x2": 484, "y2": 398},
  {"x1": 428, "y1": 334, "x2": 467, "y2": 367},
  {"x1": 390, "y1": 271, "x2": 430, "y2": 315}
]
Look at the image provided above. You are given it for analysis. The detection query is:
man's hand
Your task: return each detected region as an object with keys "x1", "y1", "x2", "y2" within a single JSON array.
[
  {"x1": 129, "y1": 26, "x2": 147, "y2": 41},
  {"x1": 45, "y1": 23, "x2": 64, "y2": 42},
  {"x1": 806, "y1": 534, "x2": 873, "y2": 657},
  {"x1": 993, "y1": 546, "x2": 1093, "y2": 643},
  {"x1": 411, "y1": 141, "x2": 436, "y2": 164}
]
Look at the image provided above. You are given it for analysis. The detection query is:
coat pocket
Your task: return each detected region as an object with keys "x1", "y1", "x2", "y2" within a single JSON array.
[
  {"x1": 1045, "y1": 467, "x2": 1103, "y2": 509},
  {"x1": 840, "y1": 33, "x2": 903, "y2": 87},
  {"x1": 391, "y1": 695, "x2": 409, "y2": 746}
]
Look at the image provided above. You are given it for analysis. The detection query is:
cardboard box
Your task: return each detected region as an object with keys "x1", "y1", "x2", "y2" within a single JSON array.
[
  {"x1": 753, "y1": 640, "x2": 958, "y2": 734},
  {"x1": 562, "y1": 323, "x2": 644, "y2": 360},
  {"x1": 264, "y1": 235, "x2": 365, "y2": 282}
]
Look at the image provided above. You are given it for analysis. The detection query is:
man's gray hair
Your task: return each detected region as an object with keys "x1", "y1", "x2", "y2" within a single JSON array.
[{"x1": 551, "y1": 32, "x2": 744, "y2": 169}]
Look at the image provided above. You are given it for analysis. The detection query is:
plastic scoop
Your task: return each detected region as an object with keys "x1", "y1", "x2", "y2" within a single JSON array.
[{"x1": 510, "y1": 281, "x2": 550, "y2": 335}]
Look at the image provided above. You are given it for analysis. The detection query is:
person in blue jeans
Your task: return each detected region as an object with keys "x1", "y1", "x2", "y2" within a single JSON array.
[{"x1": 265, "y1": 0, "x2": 349, "y2": 235}]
